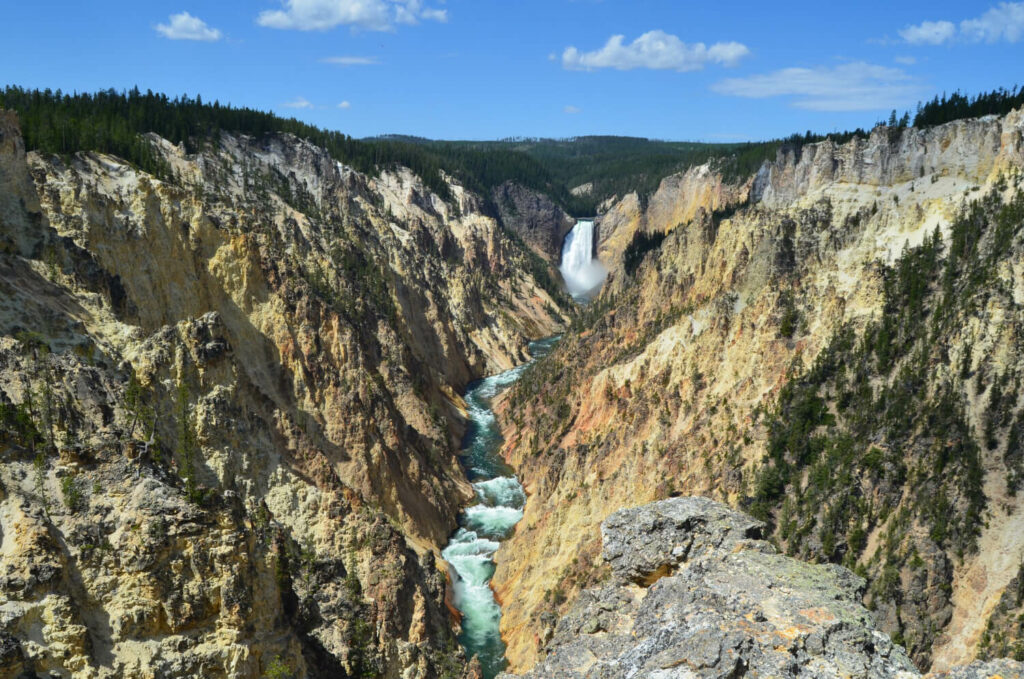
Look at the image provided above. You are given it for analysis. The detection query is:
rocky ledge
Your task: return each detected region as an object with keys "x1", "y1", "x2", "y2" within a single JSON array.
[{"x1": 500, "y1": 497, "x2": 1023, "y2": 679}]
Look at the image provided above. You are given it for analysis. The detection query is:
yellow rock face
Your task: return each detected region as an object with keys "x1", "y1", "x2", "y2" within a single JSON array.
[
  {"x1": 0, "y1": 114, "x2": 569, "y2": 678},
  {"x1": 494, "y1": 109, "x2": 1024, "y2": 672}
]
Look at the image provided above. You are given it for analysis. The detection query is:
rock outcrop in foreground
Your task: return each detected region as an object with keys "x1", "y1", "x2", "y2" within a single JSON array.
[{"x1": 501, "y1": 497, "x2": 1023, "y2": 679}]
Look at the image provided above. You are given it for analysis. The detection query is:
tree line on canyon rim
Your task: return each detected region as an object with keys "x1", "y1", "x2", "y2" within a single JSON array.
[{"x1": 3, "y1": 84, "x2": 1021, "y2": 220}]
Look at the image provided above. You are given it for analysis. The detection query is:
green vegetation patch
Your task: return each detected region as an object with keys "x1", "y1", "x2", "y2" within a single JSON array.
[{"x1": 749, "y1": 185, "x2": 1024, "y2": 660}]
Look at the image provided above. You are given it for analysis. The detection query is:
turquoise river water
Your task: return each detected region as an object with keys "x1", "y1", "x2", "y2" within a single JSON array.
[{"x1": 441, "y1": 337, "x2": 559, "y2": 678}]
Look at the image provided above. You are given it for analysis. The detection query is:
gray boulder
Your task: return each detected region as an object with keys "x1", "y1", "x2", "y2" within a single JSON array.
[
  {"x1": 503, "y1": 497, "x2": 1008, "y2": 679},
  {"x1": 601, "y1": 496, "x2": 767, "y2": 585}
]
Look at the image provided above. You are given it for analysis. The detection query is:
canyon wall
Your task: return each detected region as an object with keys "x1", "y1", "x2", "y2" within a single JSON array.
[
  {"x1": 5, "y1": 101, "x2": 1024, "y2": 679},
  {"x1": 494, "y1": 109, "x2": 1024, "y2": 673},
  {"x1": 490, "y1": 181, "x2": 575, "y2": 264},
  {"x1": 595, "y1": 163, "x2": 751, "y2": 280},
  {"x1": 0, "y1": 112, "x2": 568, "y2": 678}
]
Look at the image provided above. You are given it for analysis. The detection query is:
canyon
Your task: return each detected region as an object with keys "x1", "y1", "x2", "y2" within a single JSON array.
[
  {"x1": 0, "y1": 96, "x2": 1023, "y2": 679},
  {"x1": 0, "y1": 110, "x2": 567, "y2": 678},
  {"x1": 494, "y1": 108, "x2": 1024, "y2": 674}
]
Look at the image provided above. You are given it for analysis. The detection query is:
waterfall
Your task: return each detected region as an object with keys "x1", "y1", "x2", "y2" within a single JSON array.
[{"x1": 560, "y1": 220, "x2": 607, "y2": 299}]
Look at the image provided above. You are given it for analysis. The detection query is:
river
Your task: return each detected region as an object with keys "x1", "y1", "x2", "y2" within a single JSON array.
[{"x1": 441, "y1": 336, "x2": 559, "y2": 678}]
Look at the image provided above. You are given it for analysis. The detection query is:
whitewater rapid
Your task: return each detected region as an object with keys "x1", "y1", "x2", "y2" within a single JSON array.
[{"x1": 441, "y1": 337, "x2": 558, "y2": 678}]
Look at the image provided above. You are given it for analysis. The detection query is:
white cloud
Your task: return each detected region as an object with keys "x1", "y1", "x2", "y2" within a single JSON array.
[
  {"x1": 394, "y1": 0, "x2": 447, "y2": 25},
  {"x1": 893, "y1": 55, "x2": 917, "y2": 65},
  {"x1": 283, "y1": 97, "x2": 315, "y2": 109},
  {"x1": 899, "y1": 2, "x2": 1024, "y2": 45},
  {"x1": 338, "y1": 101, "x2": 352, "y2": 109},
  {"x1": 321, "y1": 56, "x2": 381, "y2": 66},
  {"x1": 961, "y1": 2, "x2": 1024, "y2": 42},
  {"x1": 155, "y1": 12, "x2": 222, "y2": 41},
  {"x1": 258, "y1": 0, "x2": 446, "y2": 32},
  {"x1": 562, "y1": 30, "x2": 750, "y2": 72},
  {"x1": 712, "y1": 62, "x2": 922, "y2": 112},
  {"x1": 564, "y1": 105, "x2": 582, "y2": 114},
  {"x1": 899, "y1": 20, "x2": 956, "y2": 45}
]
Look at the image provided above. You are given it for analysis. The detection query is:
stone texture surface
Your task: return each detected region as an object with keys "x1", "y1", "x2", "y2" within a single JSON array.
[
  {"x1": 491, "y1": 181, "x2": 576, "y2": 263},
  {"x1": 928, "y1": 659, "x2": 1024, "y2": 678},
  {"x1": 502, "y1": 497, "x2": 924, "y2": 679},
  {"x1": 600, "y1": 496, "x2": 765, "y2": 585}
]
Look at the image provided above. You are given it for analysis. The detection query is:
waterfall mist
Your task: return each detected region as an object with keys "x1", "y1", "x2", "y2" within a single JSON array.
[{"x1": 560, "y1": 220, "x2": 607, "y2": 299}]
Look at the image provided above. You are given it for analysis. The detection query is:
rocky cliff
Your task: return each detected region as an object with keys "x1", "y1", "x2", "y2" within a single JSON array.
[
  {"x1": 594, "y1": 163, "x2": 751, "y2": 282},
  {"x1": 493, "y1": 108, "x2": 1024, "y2": 673},
  {"x1": 0, "y1": 111, "x2": 569, "y2": 678},
  {"x1": 490, "y1": 181, "x2": 576, "y2": 263},
  {"x1": 500, "y1": 497, "x2": 1024, "y2": 679},
  {"x1": 5, "y1": 97, "x2": 1024, "y2": 679}
]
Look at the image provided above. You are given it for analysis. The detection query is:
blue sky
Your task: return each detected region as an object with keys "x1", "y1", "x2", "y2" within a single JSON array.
[{"x1": 4, "y1": 1, "x2": 1023, "y2": 141}]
